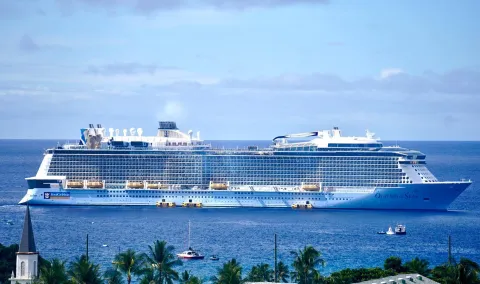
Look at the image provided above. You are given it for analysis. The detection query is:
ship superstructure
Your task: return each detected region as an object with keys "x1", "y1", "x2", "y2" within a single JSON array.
[{"x1": 20, "y1": 122, "x2": 471, "y2": 210}]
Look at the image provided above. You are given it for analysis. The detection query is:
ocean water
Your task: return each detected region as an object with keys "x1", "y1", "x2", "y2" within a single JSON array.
[{"x1": 0, "y1": 140, "x2": 479, "y2": 282}]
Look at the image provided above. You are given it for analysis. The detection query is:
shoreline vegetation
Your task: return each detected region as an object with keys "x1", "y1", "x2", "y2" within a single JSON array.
[{"x1": 1, "y1": 241, "x2": 479, "y2": 284}]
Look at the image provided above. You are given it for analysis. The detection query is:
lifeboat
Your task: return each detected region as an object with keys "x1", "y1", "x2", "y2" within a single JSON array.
[
  {"x1": 127, "y1": 182, "x2": 144, "y2": 189},
  {"x1": 156, "y1": 201, "x2": 176, "y2": 207},
  {"x1": 147, "y1": 183, "x2": 168, "y2": 189},
  {"x1": 210, "y1": 183, "x2": 228, "y2": 190},
  {"x1": 67, "y1": 181, "x2": 84, "y2": 188},
  {"x1": 291, "y1": 203, "x2": 313, "y2": 209},
  {"x1": 87, "y1": 181, "x2": 103, "y2": 188},
  {"x1": 182, "y1": 202, "x2": 202, "y2": 208},
  {"x1": 302, "y1": 184, "x2": 320, "y2": 191}
]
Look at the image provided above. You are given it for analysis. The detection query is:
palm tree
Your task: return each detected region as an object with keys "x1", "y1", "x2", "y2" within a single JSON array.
[
  {"x1": 104, "y1": 268, "x2": 125, "y2": 284},
  {"x1": 431, "y1": 258, "x2": 480, "y2": 284},
  {"x1": 180, "y1": 270, "x2": 203, "y2": 284},
  {"x1": 67, "y1": 255, "x2": 103, "y2": 284},
  {"x1": 113, "y1": 249, "x2": 144, "y2": 284},
  {"x1": 211, "y1": 258, "x2": 243, "y2": 284},
  {"x1": 404, "y1": 257, "x2": 430, "y2": 276},
  {"x1": 39, "y1": 258, "x2": 68, "y2": 284},
  {"x1": 138, "y1": 267, "x2": 156, "y2": 284},
  {"x1": 143, "y1": 240, "x2": 182, "y2": 284},
  {"x1": 290, "y1": 246, "x2": 325, "y2": 284},
  {"x1": 277, "y1": 261, "x2": 290, "y2": 283},
  {"x1": 246, "y1": 263, "x2": 273, "y2": 282},
  {"x1": 457, "y1": 258, "x2": 480, "y2": 283}
]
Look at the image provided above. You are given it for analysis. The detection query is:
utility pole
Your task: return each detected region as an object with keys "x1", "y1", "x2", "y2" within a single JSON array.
[
  {"x1": 448, "y1": 235, "x2": 452, "y2": 265},
  {"x1": 274, "y1": 233, "x2": 278, "y2": 283},
  {"x1": 86, "y1": 234, "x2": 89, "y2": 262}
]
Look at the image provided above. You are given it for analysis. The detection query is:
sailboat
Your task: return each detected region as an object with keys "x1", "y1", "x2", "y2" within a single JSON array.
[{"x1": 176, "y1": 221, "x2": 205, "y2": 260}]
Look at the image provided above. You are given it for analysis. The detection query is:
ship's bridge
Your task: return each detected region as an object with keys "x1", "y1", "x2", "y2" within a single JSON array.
[{"x1": 273, "y1": 127, "x2": 382, "y2": 151}]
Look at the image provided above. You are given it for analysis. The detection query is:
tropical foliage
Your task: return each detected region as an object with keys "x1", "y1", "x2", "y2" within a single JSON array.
[
  {"x1": 39, "y1": 258, "x2": 69, "y2": 284},
  {"x1": 290, "y1": 245, "x2": 325, "y2": 284},
  {"x1": 384, "y1": 256, "x2": 404, "y2": 273},
  {"x1": 277, "y1": 261, "x2": 291, "y2": 283},
  {"x1": 112, "y1": 248, "x2": 144, "y2": 284},
  {"x1": 143, "y1": 240, "x2": 183, "y2": 284},
  {"x1": 2, "y1": 241, "x2": 480, "y2": 284},
  {"x1": 68, "y1": 254, "x2": 103, "y2": 284},
  {"x1": 0, "y1": 243, "x2": 19, "y2": 283},
  {"x1": 246, "y1": 263, "x2": 273, "y2": 282},
  {"x1": 327, "y1": 267, "x2": 396, "y2": 283},
  {"x1": 104, "y1": 268, "x2": 125, "y2": 284},
  {"x1": 179, "y1": 270, "x2": 203, "y2": 284},
  {"x1": 211, "y1": 258, "x2": 243, "y2": 284}
]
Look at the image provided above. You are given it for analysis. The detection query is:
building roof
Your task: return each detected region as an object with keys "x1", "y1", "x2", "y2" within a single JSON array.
[
  {"x1": 18, "y1": 205, "x2": 37, "y2": 253},
  {"x1": 354, "y1": 274, "x2": 439, "y2": 284}
]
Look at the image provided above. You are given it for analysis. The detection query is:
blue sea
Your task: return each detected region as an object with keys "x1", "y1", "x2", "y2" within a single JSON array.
[{"x1": 0, "y1": 140, "x2": 479, "y2": 282}]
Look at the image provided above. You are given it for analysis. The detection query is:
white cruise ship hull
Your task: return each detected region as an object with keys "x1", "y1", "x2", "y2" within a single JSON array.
[{"x1": 20, "y1": 182, "x2": 471, "y2": 210}]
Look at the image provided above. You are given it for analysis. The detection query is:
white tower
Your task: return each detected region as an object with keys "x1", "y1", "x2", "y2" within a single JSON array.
[{"x1": 10, "y1": 206, "x2": 39, "y2": 284}]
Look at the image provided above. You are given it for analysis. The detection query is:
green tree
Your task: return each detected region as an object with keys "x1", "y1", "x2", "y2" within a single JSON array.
[
  {"x1": 0, "y1": 243, "x2": 18, "y2": 283},
  {"x1": 431, "y1": 258, "x2": 480, "y2": 284},
  {"x1": 143, "y1": 240, "x2": 182, "y2": 284},
  {"x1": 246, "y1": 263, "x2": 273, "y2": 282},
  {"x1": 113, "y1": 249, "x2": 144, "y2": 284},
  {"x1": 138, "y1": 267, "x2": 156, "y2": 284},
  {"x1": 327, "y1": 267, "x2": 396, "y2": 283},
  {"x1": 211, "y1": 258, "x2": 243, "y2": 284},
  {"x1": 180, "y1": 270, "x2": 203, "y2": 284},
  {"x1": 38, "y1": 258, "x2": 69, "y2": 284},
  {"x1": 384, "y1": 256, "x2": 404, "y2": 273},
  {"x1": 67, "y1": 255, "x2": 103, "y2": 284},
  {"x1": 277, "y1": 261, "x2": 290, "y2": 283},
  {"x1": 404, "y1": 257, "x2": 430, "y2": 276},
  {"x1": 290, "y1": 246, "x2": 325, "y2": 284},
  {"x1": 104, "y1": 268, "x2": 125, "y2": 284}
]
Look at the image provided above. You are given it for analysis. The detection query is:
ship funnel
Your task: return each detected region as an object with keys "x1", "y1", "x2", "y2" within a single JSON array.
[
  {"x1": 137, "y1": 128, "x2": 143, "y2": 136},
  {"x1": 197, "y1": 131, "x2": 201, "y2": 140},
  {"x1": 188, "y1": 130, "x2": 193, "y2": 140},
  {"x1": 332, "y1": 126, "x2": 341, "y2": 138},
  {"x1": 97, "y1": 124, "x2": 102, "y2": 128},
  {"x1": 109, "y1": 128, "x2": 114, "y2": 137},
  {"x1": 123, "y1": 129, "x2": 127, "y2": 136},
  {"x1": 130, "y1": 128, "x2": 136, "y2": 136},
  {"x1": 115, "y1": 129, "x2": 119, "y2": 136}
]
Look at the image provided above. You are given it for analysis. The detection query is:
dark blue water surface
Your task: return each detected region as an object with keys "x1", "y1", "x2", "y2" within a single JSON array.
[{"x1": 0, "y1": 140, "x2": 479, "y2": 282}]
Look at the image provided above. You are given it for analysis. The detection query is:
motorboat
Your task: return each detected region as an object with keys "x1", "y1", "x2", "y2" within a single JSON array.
[
  {"x1": 177, "y1": 248, "x2": 205, "y2": 260},
  {"x1": 210, "y1": 255, "x2": 219, "y2": 261},
  {"x1": 395, "y1": 224, "x2": 406, "y2": 235},
  {"x1": 377, "y1": 230, "x2": 386, "y2": 235},
  {"x1": 177, "y1": 221, "x2": 205, "y2": 260},
  {"x1": 386, "y1": 226, "x2": 395, "y2": 235}
]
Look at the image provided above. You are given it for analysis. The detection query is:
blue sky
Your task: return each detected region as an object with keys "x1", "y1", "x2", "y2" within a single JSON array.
[{"x1": 0, "y1": 0, "x2": 479, "y2": 140}]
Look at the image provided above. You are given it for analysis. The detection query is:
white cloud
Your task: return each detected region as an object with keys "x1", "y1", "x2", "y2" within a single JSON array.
[{"x1": 379, "y1": 68, "x2": 404, "y2": 79}]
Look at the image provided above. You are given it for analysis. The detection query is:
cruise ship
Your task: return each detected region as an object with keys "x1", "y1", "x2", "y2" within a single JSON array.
[{"x1": 20, "y1": 122, "x2": 471, "y2": 210}]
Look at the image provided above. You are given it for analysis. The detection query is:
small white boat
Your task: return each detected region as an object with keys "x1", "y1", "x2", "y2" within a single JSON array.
[
  {"x1": 177, "y1": 248, "x2": 205, "y2": 260},
  {"x1": 177, "y1": 221, "x2": 204, "y2": 260},
  {"x1": 386, "y1": 226, "x2": 395, "y2": 235},
  {"x1": 102, "y1": 244, "x2": 108, "y2": 247}
]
